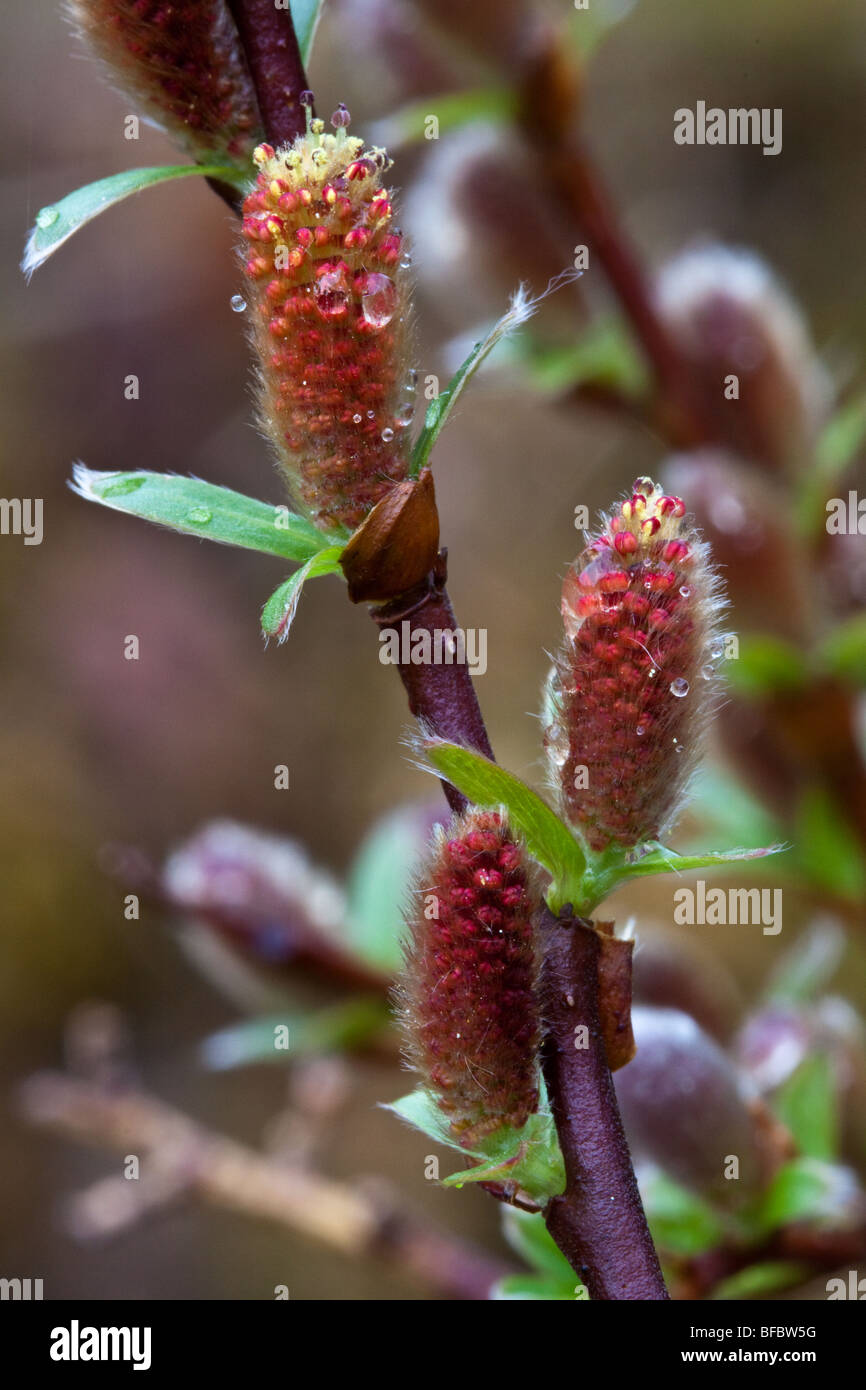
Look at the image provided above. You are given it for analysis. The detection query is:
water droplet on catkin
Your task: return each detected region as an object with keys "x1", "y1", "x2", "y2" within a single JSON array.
[
  {"x1": 670, "y1": 677, "x2": 690, "y2": 698},
  {"x1": 381, "y1": 427, "x2": 395, "y2": 442},
  {"x1": 314, "y1": 269, "x2": 349, "y2": 319},
  {"x1": 361, "y1": 272, "x2": 397, "y2": 328},
  {"x1": 230, "y1": 294, "x2": 247, "y2": 312}
]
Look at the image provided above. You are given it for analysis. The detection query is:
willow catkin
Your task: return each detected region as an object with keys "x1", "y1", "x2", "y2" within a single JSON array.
[
  {"x1": 545, "y1": 478, "x2": 725, "y2": 854},
  {"x1": 400, "y1": 810, "x2": 541, "y2": 1147},
  {"x1": 68, "y1": 0, "x2": 261, "y2": 162},
  {"x1": 240, "y1": 113, "x2": 415, "y2": 533}
]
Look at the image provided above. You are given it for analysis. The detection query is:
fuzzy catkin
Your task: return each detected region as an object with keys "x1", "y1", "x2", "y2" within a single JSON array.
[
  {"x1": 68, "y1": 0, "x2": 261, "y2": 162},
  {"x1": 545, "y1": 478, "x2": 724, "y2": 854},
  {"x1": 401, "y1": 810, "x2": 540, "y2": 1146},
  {"x1": 241, "y1": 126, "x2": 414, "y2": 534}
]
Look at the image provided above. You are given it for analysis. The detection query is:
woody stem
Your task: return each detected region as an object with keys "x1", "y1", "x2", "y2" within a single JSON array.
[
  {"x1": 539, "y1": 907, "x2": 669, "y2": 1299},
  {"x1": 371, "y1": 553, "x2": 494, "y2": 814},
  {"x1": 228, "y1": 0, "x2": 312, "y2": 146}
]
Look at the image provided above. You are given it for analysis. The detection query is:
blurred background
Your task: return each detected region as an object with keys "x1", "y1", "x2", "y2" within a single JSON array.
[{"x1": 2, "y1": 0, "x2": 866, "y2": 1299}]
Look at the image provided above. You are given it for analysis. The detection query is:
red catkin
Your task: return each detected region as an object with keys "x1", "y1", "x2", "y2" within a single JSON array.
[
  {"x1": 240, "y1": 121, "x2": 415, "y2": 533},
  {"x1": 400, "y1": 810, "x2": 541, "y2": 1146},
  {"x1": 68, "y1": 0, "x2": 261, "y2": 161},
  {"x1": 545, "y1": 478, "x2": 724, "y2": 854}
]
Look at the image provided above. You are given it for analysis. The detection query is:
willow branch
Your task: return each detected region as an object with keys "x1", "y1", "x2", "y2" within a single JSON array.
[
  {"x1": 539, "y1": 909, "x2": 668, "y2": 1300},
  {"x1": 228, "y1": 0, "x2": 311, "y2": 147},
  {"x1": 20, "y1": 1071, "x2": 511, "y2": 1302},
  {"x1": 371, "y1": 552, "x2": 495, "y2": 814}
]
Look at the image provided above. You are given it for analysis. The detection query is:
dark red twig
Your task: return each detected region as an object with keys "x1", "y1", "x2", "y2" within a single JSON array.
[
  {"x1": 371, "y1": 553, "x2": 494, "y2": 815},
  {"x1": 227, "y1": 0, "x2": 312, "y2": 146},
  {"x1": 539, "y1": 908, "x2": 668, "y2": 1300}
]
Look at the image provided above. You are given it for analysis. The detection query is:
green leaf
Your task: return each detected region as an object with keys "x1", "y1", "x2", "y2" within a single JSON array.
[
  {"x1": 710, "y1": 1261, "x2": 809, "y2": 1301},
  {"x1": 22, "y1": 164, "x2": 244, "y2": 278},
  {"x1": 261, "y1": 546, "x2": 344, "y2": 642},
  {"x1": 797, "y1": 393, "x2": 866, "y2": 538},
  {"x1": 501, "y1": 1208, "x2": 576, "y2": 1282},
  {"x1": 725, "y1": 635, "x2": 808, "y2": 698},
  {"x1": 410, "y1": 290, "x2": 539, "y2": 477},
  {"x1": 345, "y1": 805, "x2": 441, "y2": 973},
  {"x1": 201, "y1": 996, "x2": 390, "y2": 1069},
  {"x1": 290, "y1": 0, "x2": 325, "y2": 64},
  {"x1": 687, "y1": 765, "x2": 783, "y2": 852},
  {"x1": 423, "y1": 741, "x2": 586, "y2": 912},
  {"x1": 369, "y1": 88, "x2": 516, "y2": 149},
  {"x1": 755, "y1": 1157, "x2": 852, "y2": 1234},
  {"x1": 71, "y1": 466, "x2": 335, "y2": 563},
  {"x1": 818, "y1": 612, "x2": 866, "y2": 686},
  {"x1": 523, "y1": 317, "x2": 650, "y2": 399},
  {"x1": 590, "y1": 841, "x2": 788, "y2": 906},
  {"x1": 640, "y1": 1169, "x2": 725, "y2": 1258},
  {"x1": 773, "y1": 1054, "x2": 838, "y2": 1161},
  {"x1": 795, "y1": 785, "x2": 866, "y2": 900},
  {"x1": 764, "y1": 920, "x2": 845, "y2": 1006},
  {"x1": 384, "y1": 1087, "x2": 565, "y2": 1203},
  {"x1": 491, "y1": 1273, "x2": 580, "y2": 1301}
]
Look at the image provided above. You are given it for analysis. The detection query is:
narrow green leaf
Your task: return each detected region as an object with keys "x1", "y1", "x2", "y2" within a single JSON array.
[
  {"x1": 710, "y1": 1261, "x2": 809, "y2": 1301},
  {"x1": 71, "y1": 466, "x2": 333, "y2": 563},
  {"x1": 640, "y1": 1169, "x2": 725, "y2": 1258},
  {"x1": 345, "y1": 804, "x2": 442, "y2": 973},
  {"x1": 523, "y1": 317, "x2": 650, "y2": 398},
  {"x1": 501, "y1": 1208, "x2": 576, "y2": 1282},
  {"x1": 491, "y1": 1273, "x2": 579, "y2": 1301},
  {"x1": 797, "y1": 393, "x2": 866, "y2": 537},
  {"x1": 592, "y1": 841, "x2": 788, "y2": 905},
  {"x1": 755, "y1": 1157, "x2": 852, "y2": 1234},
  {"x1": 773, "y1": 1054, "x2": 838, "y2": 1161},
  {"x1": 686, "y1": 765, "x2": 783, "y2": 853},
  {"x1": 384, "y1": 1087, "x2": 565, "y2": 1203},
  {"x1": 22, "y1": 164, "x2": 243, "y2": 278},
  {"x1": 795, "y1": 785, "x2": 866, "y2": 900},
  {"x1": 410, "y1": 289, "x2": 539, "y2": 477},
  {"x1": 369, "y1": 88, "x2": 516, "y2": 149},
  {"x1": 201, "y1": 996, "x2": 390, "y2": 1069},
  {"x1": 764, "y1": 920, "x2": 845, "y2": 1006},
  {"x1": 818, "y1": 611, "x2": 866, "y2": 686},
  {"x1": 423, "y1": 741, "x2": 586, "y2": 911},
  {"x1": 725, "y1": 634, "x2": 808, "y2": 698},
  {"x1": 261, "y1": 546, "x2": 344, "y2": 642},
  {"x1": 291, "y1": 0, "x2": 325, "y2": 64}
]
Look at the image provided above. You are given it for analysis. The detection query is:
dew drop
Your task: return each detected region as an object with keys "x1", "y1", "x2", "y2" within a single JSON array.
[
  {"x1": 670, "y1": 677, "x2": 690, "y2": 698},
  {"x1": 648, "y1": 666, "x2": 658, "y2": 679},
  {"x1": 352, "y1": 412, "x2": 362, "y2": 424},
  {"x1": 36, "y1": 206, "x2": 59, "y2": 230},
  {"x1": 672, "y1": 738, "x2": 684, "y2": 753},
  {"x1": 381, "y1": 427, "x2": 395, "y2": 442},
  {"x1": 314, "y1": 268, "x2": 350, "y2": 319},
  {"x1": 102, "y1": 475, "x2": 147, "y2": 499},
  {"x1": 366, "y1": 410, "x2": 375, "y2": 419},
  {"x1": 679, "y1": 585, "x2": 691, "y2": 597},
  {"x1": 230, "y1": 294, "x2": 247, "y2": 312},
  {"x1": 701, "y1": 665, "x2": 714, "y2": 680},
  {"x1": 395, "y1": 401, "x2": 414, "y2": 428},
  {"x1": 187, "y1": 507, "x2": 212, "y2": 525},
  {"x1": 361, "y1": 272, "x2": 397, "y2": 329},
  {"x1": 636, "y1": 724, "x2": 646, "y2": 737}
]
